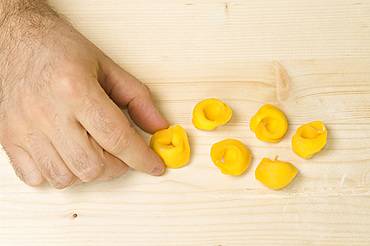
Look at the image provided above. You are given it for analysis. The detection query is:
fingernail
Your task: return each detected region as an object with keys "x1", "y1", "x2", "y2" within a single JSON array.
[{"x1": 150, "y1": 165, "x2": 164, "y2": 176}]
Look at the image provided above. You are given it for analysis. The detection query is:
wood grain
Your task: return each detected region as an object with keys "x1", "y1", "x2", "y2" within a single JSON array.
[{"x1": 1, "y1": 0, "x2": 370, "y2": 245}]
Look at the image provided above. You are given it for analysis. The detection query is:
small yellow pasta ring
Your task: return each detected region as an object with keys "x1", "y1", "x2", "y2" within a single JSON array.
[
  {"x1": 292, "y1": 121, "x2": 327, "y2": 158},
  {"x1": 192, "y1": 98, "x2": 232, "y2": 130},
  {"x1": 255, "y1": 157, "x2": 298, "y2": 189},
  {"x1": 210, "y1": 139, "x2": 251, "y2": 176},
  {"x1": 150, "y1": 125, "x2": 190, "y2": 168},
  {"x1": 250, "y1": 104, "x2": 288, "y2": 143}
]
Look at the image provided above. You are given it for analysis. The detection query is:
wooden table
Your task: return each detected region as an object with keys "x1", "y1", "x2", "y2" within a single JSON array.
[{"x1": 1, "y1": 0, "x2": 369, "y2": 245}]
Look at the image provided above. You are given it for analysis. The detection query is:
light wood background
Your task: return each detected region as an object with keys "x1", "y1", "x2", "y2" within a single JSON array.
[{"x1": 1, "y1": 0, "x2": 370, "y2": 245}]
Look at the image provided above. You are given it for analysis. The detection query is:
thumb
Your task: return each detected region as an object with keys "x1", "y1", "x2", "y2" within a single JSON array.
[{"x1": 99, "y1": 59, "x2": 168, "y2": 133}]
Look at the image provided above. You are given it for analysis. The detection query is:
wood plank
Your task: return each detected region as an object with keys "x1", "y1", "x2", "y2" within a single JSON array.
[
  {"x1": 1, "y1": 0, "x2": 370, "y2": 245},
  {"x1": 48, "y1": 0, "x2": 370, "y2": 62},
  {"x1": 1, "y1": 60, "x2": 369, "y2": 245},
  {"x1": 0, "y1": 188, "x2": 369, "y2": 245}
]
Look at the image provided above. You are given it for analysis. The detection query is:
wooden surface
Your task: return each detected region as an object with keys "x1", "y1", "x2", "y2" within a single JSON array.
[{"x1": 1, "y1": 0, "x2": 370, "y2": 245}]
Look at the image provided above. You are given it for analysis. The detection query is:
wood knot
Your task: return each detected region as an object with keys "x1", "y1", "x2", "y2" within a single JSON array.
[{"x1": 273, "y1": 61, "x2": 291, "y2": 104}]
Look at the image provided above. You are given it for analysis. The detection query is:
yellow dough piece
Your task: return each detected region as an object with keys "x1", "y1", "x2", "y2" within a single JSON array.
[
  {"x1": 292, "y1": 121, "x2": 327, "y2": 158},
  {"x1": 255, "y1": 157, "x2": 298, "y2": 189},
  {"x1": 210, "y1": 139, "x2": 251, "y2": 175},
  {"x1": 250, "y1": 104, "x2": 288, "y2": 143},
  {"x1": 150, "y1": 125, "x2": 190, "y2": 168},
  {"x1": 192, "y1": 98, "x2": 232, "y2": 130}
]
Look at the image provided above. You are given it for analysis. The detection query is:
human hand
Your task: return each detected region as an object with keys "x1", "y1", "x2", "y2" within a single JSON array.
[{"x1": 0, "y1": 1, "x2": 168, "y2": 188}]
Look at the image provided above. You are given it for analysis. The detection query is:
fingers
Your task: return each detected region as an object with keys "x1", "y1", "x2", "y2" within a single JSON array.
[
  {"x1": 88, "y1": 133, "x2": 129, "y2": 179},
  {"x1": 21, "y1": 132, "x2": 76, "y2": 189},
  {"x1": 2, "y1": 144, "x2": 46, "y2": 187},
  {"x1": 3, "y1": 124, "x2": 129, "y2": 188},
  {"x1": 99, "y1": 59, "x2": 168, "y2": 134},
  {"x1": 46, "y1": 120, "x2": 129, "y2": 183},
  {"x1": 75, "y1": 82, "x2": 165, "y2": 176},
  {"x1": 2, "y1": 57, "x2": 168, "y2": 187}
]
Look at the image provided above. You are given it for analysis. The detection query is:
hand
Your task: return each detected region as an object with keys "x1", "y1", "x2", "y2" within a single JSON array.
[{"x1": 0, "y1": 1, "x2": 168, "y2": 188}]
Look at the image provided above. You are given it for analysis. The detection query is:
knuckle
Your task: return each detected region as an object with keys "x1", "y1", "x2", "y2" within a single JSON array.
[
  {"x1": 139, "y1": 83, "x2": 152, "y2": 98},
  {"x1": 23, "y1": 131, "x2": 40, "y2": 152},
  {"x1": 56, "y1": 76, "x2": 82, "y2": 101},
  {"x1": 51, "y1": 173, "x2": 74, "y2": 189},
  {"x1": 3, "y1": 144, "x2": 45, "y2": 187},
  {"x1": 23, "y1": 170, "x2": 45, "y2": 187},
  {"x1": 38, "y1": 156, "x2": 74, "y2": 189},
  {"x1": 76, "y1": 163, "x2": 103, "y2": 183},
  {"x1": 61, "y1": 139, "x2": 103, "y2": 183},
  {"x1": 80, "y1": 100, "x2": 115, "y2": 137},
  {"x1": 105, "y1": 127, "x2": 133, "y2": 156}
]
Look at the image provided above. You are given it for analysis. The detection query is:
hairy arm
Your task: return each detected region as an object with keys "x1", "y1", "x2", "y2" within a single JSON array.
[
  {"x1": 0, "y1": 0, "x2": 60, "y2": 52},
  {"x1": 0, "y1": 0, "x2": 168, "y2": 188},
  {"x1": 0, "y1": 0, "x2": 62, "y2": 105}
]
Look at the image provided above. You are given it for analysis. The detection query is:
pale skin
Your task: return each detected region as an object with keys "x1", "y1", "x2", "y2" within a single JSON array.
[{"x1": 0, "y1": 0, "x2": 168, "y2": 188}]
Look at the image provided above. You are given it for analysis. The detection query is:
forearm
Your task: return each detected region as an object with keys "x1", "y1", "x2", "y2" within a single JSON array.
[
  {"x1": 0, "y1": 0, "x2": 58, "y2": 21},
  {"x1": 0, "y1": 0, "x2": 62, "y2": 112},
  {"x1": 1, "y1": 0, "x2": 60, "y2": 44}
]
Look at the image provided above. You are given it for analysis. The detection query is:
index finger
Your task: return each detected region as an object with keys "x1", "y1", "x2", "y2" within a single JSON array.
[{"x1": 75, "y1": 80, "x2": 165, "y2": 176}]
